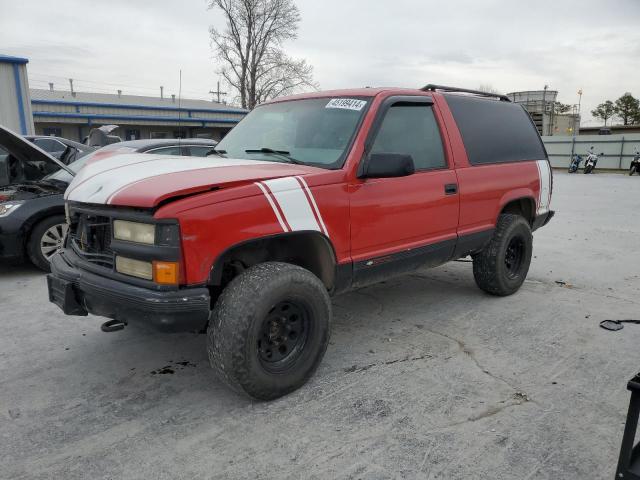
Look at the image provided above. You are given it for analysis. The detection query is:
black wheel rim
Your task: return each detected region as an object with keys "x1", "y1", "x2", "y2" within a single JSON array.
[
  {"x1": 257, "y1": 300, "x2": 310, "y2": 373},
  {"x1": 504, "y1": 236, "x2": 525, "y2": 279}
]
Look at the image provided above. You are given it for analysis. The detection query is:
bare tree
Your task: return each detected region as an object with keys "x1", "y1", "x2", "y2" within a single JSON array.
[{"x1": 208, "y1": 0, "x2": 318, "y2": 109}]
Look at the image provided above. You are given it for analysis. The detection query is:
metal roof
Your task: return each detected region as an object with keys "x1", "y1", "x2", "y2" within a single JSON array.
[
  {"x1": 29, "y1": 88, "x2": 247, "y2": 113},
  {"x1": 0, "y1": 54, "x2": 29, "y2": 64}
]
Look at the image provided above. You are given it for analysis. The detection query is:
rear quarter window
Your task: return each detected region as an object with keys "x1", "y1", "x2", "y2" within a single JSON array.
[{"x1": 444, "y1": 94, "x2": 547, "y2": 165}]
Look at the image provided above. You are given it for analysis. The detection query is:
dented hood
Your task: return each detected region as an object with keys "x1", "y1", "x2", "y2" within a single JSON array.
[{"x1": 64, "y1": 153, "x2": 322, "y2": 208}]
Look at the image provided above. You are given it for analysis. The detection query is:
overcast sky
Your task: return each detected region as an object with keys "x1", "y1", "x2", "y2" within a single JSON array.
[{"x1": 1, "y1": 0, "x2": 639, "y2": 125}]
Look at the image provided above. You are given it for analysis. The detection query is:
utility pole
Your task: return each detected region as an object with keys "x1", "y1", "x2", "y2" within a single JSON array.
[
  {"x1": 573, "y1": 88, "x2": 582, "y2": 137},
  {"x1": 542, "y1": 84, "x2": 549, "y2": 135},
  {"x1": 209, "y1": 81, "x2": 227, "y2": 103}
]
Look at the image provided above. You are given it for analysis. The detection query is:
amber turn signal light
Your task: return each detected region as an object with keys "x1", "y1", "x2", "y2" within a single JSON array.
[{"x1": 153, "y1": 261, "x2": 180, "y2": 285}]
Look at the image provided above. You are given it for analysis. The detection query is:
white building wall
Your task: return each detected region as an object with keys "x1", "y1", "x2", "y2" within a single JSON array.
[
  {"x1": 0, "y1": 57, "x2": 34, "y2": 135},
  {"x1": 542, "y1": 134, "x2": 640, "y2": 170}
]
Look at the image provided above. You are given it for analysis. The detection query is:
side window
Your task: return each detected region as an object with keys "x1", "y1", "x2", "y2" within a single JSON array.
[
  {"x1": 125, "y1": 129, "x2": 140, "y2": 141},
  {"x1": 33, "y1": 138, "x2": 66, "y2": 154},
  {"x1": 444, "y1": 94, "x2": 547, "y2": 164},
  {"x1": 370, "y1": 104, "x2": 446, "y2": 170},
  {"x1": 187, "y1": 146, "x2": 216, "y2": 157},
  {"x1": 147, "y1": 146, "x2": 182, "y2": 156}
]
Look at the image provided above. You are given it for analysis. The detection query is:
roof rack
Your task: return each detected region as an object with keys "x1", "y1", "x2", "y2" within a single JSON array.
[{"x1": 420, "y1": 84, "x2": 511, "y2": 102}]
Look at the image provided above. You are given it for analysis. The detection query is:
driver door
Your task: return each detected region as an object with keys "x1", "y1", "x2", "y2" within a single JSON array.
[{"x1": 349, "y1": 97, "x2": 459, "y2": 286}]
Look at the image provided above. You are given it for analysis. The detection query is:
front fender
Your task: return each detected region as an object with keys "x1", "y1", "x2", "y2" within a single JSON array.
[{"x1": 155, "y1": 179, "x2": 350, "y2": 285}]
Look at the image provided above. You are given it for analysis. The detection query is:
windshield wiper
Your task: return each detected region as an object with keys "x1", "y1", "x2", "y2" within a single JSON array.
[{"x1": 244, "y1": 147, "x2": 304, "y2": 165}]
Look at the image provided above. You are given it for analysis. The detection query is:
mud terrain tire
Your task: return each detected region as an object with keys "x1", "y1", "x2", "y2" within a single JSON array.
[
  {"x1": 472, "y1": 214, "x2": 533, "y2": 296},
  {"x1": 207, "y1": 262, "x2": 331, "y2": 400}
]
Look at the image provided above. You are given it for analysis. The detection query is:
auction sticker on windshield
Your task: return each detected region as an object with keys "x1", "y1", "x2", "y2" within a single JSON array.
[{"x1": 325, "y1": 98, "x2": 367, "y2": 111}]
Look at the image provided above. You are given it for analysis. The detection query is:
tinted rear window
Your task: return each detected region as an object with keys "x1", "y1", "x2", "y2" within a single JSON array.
[{"x1": 444, "y1": 94, "x2": 547, "y2": 165}]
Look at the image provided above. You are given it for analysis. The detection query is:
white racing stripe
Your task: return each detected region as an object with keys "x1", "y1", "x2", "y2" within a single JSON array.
[
  {"x1": 255, "y1": 181, "x2": 288, "y2": 232},
  {"x1": 256, "y1": 176, "x2": 329, "y2": 237},
  {"x1": 536, "y1": 159, "x2": 552, "y2": 214},
  {"x1": 65, "y1": 154, "x2": 270, "y2": 204},
  {"x1": 295, "y1": 176, "x2": 329, "y2": 236}
]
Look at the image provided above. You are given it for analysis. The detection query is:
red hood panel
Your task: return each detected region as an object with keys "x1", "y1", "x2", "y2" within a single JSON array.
[{"x1": 65, "y1": 153, "x2": 321, "y2": 208}]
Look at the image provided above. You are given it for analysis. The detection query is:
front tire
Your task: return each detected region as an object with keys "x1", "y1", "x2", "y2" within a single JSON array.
[
  {"x1": 27, "y1": 215, "x2": 68, "y2": 272},
  {"x1": 472, "y1": 214, "x2": 533, "y2": 296},
  {"x1": 207, "y1": 262, "x2": 331, "y2": 400}
]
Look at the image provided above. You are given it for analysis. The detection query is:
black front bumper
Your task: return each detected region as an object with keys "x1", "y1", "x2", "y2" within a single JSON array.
[{"x1": 47, "y1": 251, "x2": 210, "y2": 333}]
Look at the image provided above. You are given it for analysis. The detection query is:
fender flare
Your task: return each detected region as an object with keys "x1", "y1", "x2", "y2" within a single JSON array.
[{"x1": 208, "y1": 230, "x2": 338, "y2": 289}]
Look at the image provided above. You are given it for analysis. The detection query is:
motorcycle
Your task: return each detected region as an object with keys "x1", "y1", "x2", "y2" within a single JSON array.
[
  {"x1": 583, "y1": 151, "x2": 603, "y2": 174},
  {"x1": 568, "y1": 154, "x2": 583, "y2": 173},
  {"x1": 629, "y1": 149, "x2": 640, "y2": 176}
]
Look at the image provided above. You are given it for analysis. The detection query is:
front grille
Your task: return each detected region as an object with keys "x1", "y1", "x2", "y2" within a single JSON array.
[{"x1": 69, "y1": 213, "x2": 114, "y2": 269}]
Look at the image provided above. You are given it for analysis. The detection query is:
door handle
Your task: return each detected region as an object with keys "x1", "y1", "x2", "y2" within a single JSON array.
[{"x1": 444, "y1": 183, "x2": 458, "y2": 195}]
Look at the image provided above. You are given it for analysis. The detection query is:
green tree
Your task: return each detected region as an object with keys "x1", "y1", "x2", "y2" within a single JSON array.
[
  {"x1": 591, "y1": 100, "x2": 616, "y2": 126},
  {"x1": 614, "y1": 93, "x2": 639, "y2": 125},
  {"x1": 554, "y1": 102, "x2": 572, "y2": 114}
]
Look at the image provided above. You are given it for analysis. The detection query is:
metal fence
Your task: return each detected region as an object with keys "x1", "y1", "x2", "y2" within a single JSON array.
[{"x1": 542, "y1": 134, "x2": 640, "y2": 170}]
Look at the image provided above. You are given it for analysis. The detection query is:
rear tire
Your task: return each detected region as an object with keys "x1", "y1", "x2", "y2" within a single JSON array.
[
  {"x1": 27, "y1": 215, "x2": 68, "y2": 272},
  {"x1": 207, "y1": 262, "x2": 331, "y2": 400},
  {"x1": 472, "y1": 214, "x2": 533, "y2": 296}
]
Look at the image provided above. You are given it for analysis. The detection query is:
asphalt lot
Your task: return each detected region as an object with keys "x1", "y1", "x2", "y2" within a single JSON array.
[{"x1": 1, "y1": 171, "x2": 639, "y2": 479}]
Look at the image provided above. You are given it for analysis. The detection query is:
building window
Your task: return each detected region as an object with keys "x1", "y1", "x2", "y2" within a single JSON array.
[
  {"x1": 173, "y1": 129, "x2": 188, "y2": 139},
  {"x1": 125, "y1": 129, "x2": 141, "y2": 140},
  {"x1": 150, "y1": 132, "x2": 167, "y2": 139},
  {"x1": 43, "y1": 127, "x2": 62, "y2": 137}
]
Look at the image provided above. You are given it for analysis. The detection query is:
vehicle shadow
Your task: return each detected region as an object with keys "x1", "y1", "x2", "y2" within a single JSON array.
[{"x1": 49, "y1": 264, "x2": 481, "y2": 411}]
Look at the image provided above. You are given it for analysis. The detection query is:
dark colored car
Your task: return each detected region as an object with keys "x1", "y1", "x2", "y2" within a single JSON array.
[
  {"x1": 0, "y1": 131, "x2": 218, "y2": 271},
  {"x1": 25, "y1": 136, "x2": 95, "y2": 165}
]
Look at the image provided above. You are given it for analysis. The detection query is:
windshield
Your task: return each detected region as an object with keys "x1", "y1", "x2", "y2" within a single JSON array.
[{"x1": 216, "y1": 97, "x2": 369, "y2": 169}]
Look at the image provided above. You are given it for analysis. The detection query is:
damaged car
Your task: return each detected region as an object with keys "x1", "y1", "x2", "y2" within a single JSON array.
[
  {"x1": 0, "y1": 128, "x2": 219, "y2": 271},
  {"x1": 0, "y1": 126, "x2": 76, "y2": 270}
]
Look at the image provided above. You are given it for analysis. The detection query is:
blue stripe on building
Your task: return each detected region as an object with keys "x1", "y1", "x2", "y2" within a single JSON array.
[{"x1": 12, "y1": 63, "x2": 28, "y2": 135}]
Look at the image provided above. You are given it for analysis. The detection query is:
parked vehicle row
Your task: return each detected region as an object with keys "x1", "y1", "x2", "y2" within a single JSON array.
[
  {"x1": 568, "y1": 147, "x2": 604, "y2": 174},
  {"x1": 42, "y1": 85, "x2": 554, "y2": 400},
  {"x1": 0, "y1": 131, "x2": 217, "y2": 271}
]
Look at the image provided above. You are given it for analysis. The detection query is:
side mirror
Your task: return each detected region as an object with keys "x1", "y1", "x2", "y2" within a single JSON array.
[{"x1": 359, "y1": 153, "x2": 415, "y2": 179}]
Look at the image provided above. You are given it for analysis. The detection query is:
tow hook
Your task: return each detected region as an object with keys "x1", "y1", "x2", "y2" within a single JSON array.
[{"x1": 101, "y1": 319, "x2": 126, "y2": 332}]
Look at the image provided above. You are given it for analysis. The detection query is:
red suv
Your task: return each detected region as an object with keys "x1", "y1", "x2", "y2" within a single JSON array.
[{"x1": 47, "y1": 85, "x2": 553, "y2": 400}]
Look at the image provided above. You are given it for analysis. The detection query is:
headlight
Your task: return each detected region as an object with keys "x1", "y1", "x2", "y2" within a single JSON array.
[
  {"x1": 115, "y1": 256, "x2": 153, "y2": 280},
  {"x1": 113, "y1": 220, "x2": 155, "y2": 244},
  {"x1": 0, "y1": 201, "x2": 24, "y2": 218}
]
